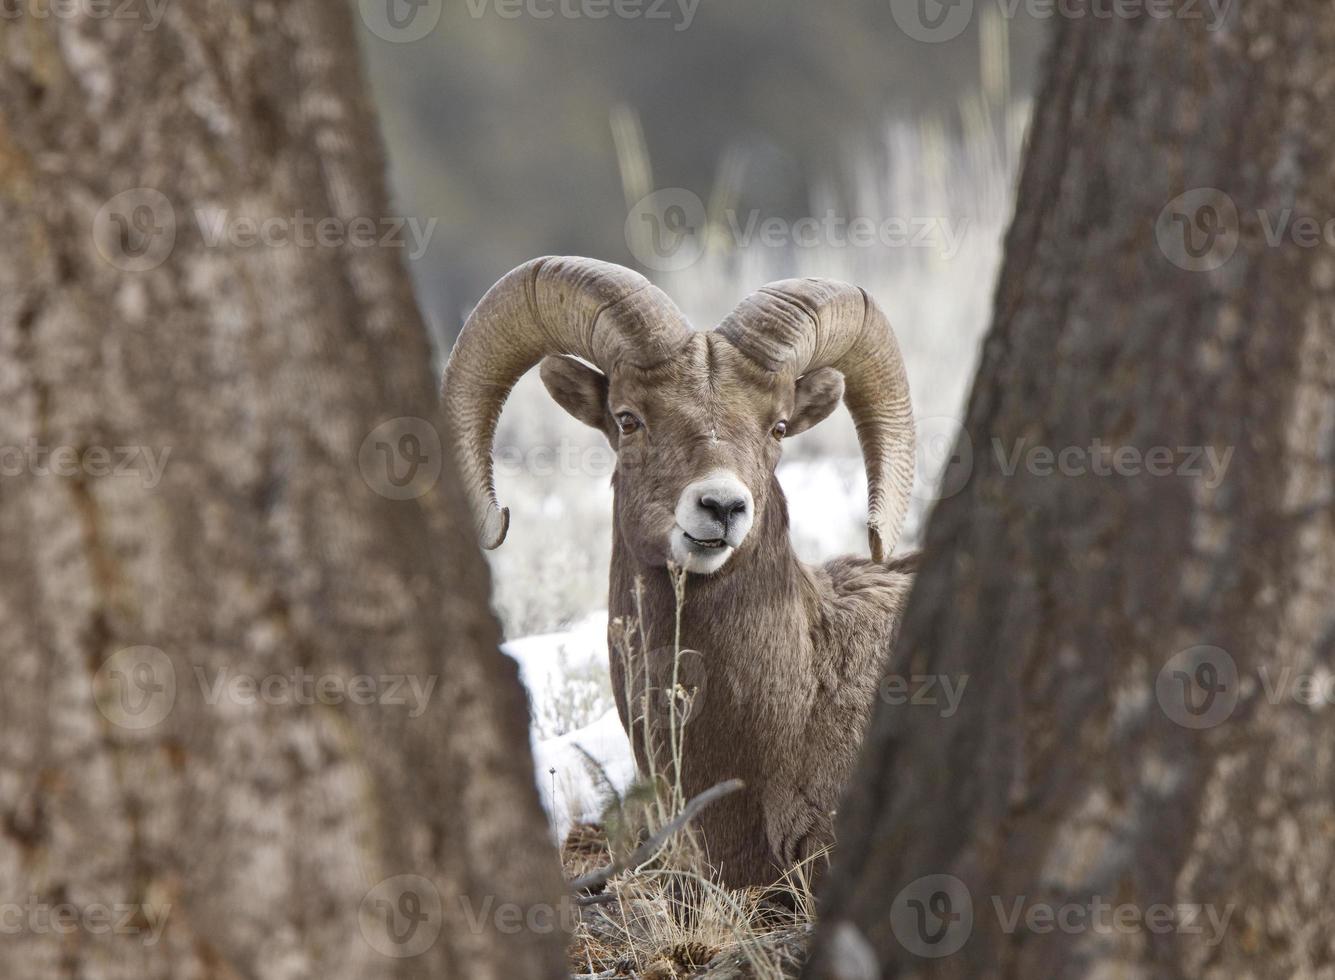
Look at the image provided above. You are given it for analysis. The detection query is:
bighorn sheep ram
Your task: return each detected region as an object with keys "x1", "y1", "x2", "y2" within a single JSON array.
[{"x1": 441, "y1": 256, "x2": 916, "y2": 888}]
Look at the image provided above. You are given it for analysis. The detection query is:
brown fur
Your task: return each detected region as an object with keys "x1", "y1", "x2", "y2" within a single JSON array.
[{"x1": 542, "y1": 333, "x2": 914, "y2": 888}]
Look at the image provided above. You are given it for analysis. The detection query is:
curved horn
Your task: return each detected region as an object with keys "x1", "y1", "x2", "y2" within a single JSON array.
[
  {"x1": 441, "y1": 256, "x2": 691, "y2": 549},
  {"x1": 716, "y1": 280, "x2": 914, "y2": 563}
]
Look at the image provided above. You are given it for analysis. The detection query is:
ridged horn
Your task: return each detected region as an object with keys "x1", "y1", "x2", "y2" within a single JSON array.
[
  {"x1": 716, "y1": 280, "x2": 915, "y2": 563},
  {"x1": 441, "y1": 256, "x2": 692, "y2": 548}
]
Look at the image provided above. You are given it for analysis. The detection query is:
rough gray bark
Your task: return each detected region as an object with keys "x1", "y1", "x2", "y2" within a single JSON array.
[
  {"x1": 807, "y1": 2, "x2": 1335, "y2": 977},
  {"x1": 0, "y1": 4, "x2": 566, "y2": 978}
]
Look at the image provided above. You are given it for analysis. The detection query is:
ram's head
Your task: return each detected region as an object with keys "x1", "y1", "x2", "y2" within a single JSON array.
[{"x1": 441, "y1": 257, "x2": 914, "y2": 574}]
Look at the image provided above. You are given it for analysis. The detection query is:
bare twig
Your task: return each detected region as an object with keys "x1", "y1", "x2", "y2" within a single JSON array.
[
  {"x1": 569, "y1": 778, "x2": 745, "y2": 895},
  {"x1": 575, "y1": 891, "x2": 620, "y2": 907}
]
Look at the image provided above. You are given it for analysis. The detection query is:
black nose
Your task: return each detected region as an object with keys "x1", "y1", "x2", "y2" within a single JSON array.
[{"x1": 699, "y1": 491, "x2": 748, "y2": 526}]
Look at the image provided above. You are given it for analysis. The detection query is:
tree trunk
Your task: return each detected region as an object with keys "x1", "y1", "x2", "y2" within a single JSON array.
[
  {"x1": 0, "y1": 4, "x2": 567, "y2": 978},
  {"x1": 807, "y1": 3, "x2": 1335, "y2": 978}
]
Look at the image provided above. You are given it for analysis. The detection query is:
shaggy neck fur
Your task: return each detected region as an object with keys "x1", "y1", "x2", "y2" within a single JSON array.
[{"x1": 606, "y1": 471, "x2": 908, "y2": 887}]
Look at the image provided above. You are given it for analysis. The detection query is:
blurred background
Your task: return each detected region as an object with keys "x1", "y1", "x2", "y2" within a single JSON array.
[{"x1": 354, "y1": 1, "x2": 1048, "y2": 657}]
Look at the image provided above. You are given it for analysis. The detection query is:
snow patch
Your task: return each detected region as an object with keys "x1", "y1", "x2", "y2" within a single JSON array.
[{"x1": 503, "y1": 613, "x2": 637, "y2": 841}]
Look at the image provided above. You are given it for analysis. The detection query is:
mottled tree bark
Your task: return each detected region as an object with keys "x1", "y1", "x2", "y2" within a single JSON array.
[
  {"x1": 0, "y1": 3, "x2": 566, "y2": 978},
  {"x1": 808, "y1": 2, "x2": 1335, "y2": 978}
]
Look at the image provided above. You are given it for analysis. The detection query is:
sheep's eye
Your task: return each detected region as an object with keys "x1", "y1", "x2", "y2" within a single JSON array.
[
  {"x1": 771, "y1": 419, "x2": 788, "y2": 440},
  {"x1": 615, "y1": 412, "x2": 642, "y2": 435}
]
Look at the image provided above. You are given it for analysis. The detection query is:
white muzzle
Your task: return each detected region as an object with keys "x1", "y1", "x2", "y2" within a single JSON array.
[{"x1": 669, "y1": 471, "x2": 754, "y2": 574}]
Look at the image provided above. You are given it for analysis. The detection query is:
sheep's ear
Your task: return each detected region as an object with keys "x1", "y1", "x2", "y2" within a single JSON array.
[
  {"x1": 540, "y1": 355, "x2": 612, "y2": 437},
  {"x1": 788, "y1": 367, "x2": 845, "y2": 436}
]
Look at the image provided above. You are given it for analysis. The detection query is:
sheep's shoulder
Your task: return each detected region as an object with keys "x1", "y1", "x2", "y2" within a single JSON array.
[
  {"x1": 819, "y1": 552, "x2": 916, "y2": 624},
  {"x1": 809, "y1": 552, "x2": 917, "y2": 683}
]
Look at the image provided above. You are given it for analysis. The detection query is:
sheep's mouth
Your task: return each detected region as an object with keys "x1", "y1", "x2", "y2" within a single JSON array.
[
  {"x1": 682, "y1": 532, "x2": 728, "y2": 550},
  {"x1": 670, "y1": 525, "x2": 740, "y2": 573}
]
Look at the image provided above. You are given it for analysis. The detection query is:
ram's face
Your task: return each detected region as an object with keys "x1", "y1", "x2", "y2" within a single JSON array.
[{"x1": 541, "y1": 333, "x2": 844, "y2": 575}]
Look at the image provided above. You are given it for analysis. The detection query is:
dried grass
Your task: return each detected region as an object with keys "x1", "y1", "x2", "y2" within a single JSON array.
[{"x1": 564, "y1": 569, "x2": 824, "y2": 980}]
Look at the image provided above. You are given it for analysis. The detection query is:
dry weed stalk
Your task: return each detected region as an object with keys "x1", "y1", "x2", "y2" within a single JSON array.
[{"x1": 568, "y1": 566, "x2": 824, "y2": 978}]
